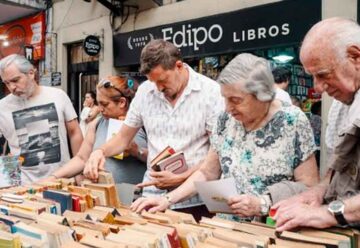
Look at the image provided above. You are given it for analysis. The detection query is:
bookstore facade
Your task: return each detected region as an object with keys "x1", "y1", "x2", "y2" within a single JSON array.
[{"x1": 114, "y1": 0, "x2": 321, "y2": 108}]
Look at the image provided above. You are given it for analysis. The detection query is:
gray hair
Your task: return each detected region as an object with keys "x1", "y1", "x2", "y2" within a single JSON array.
[
  {"x1": 217, "y1": 53, "x2": 275, "y2": 102},
  {"x1": 0, "y1": 54, "x2": 34, "y2": 77},
  {"x1": 301, "y1": 17, "x2": 360, "y2": 63}
]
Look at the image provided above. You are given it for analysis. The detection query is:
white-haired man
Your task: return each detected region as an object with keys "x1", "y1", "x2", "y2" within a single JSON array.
[
  {"x1": 0, "y1": 54, "x2": 83, "y2": 184},
  {"x1": 274, "y1": 17, "x2": 360, "y2": 231}
]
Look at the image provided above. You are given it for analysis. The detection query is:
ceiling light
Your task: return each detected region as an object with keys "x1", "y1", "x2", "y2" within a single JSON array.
[
  {"x1": 0, "y1": 35, "x2": 7, "y2": 40},
  {"x1": 2, "y1": 40, "x2": 9, "y2": 47},
  {"x1": 272, "y1": 54, "x2": 294, "y2": 63}
]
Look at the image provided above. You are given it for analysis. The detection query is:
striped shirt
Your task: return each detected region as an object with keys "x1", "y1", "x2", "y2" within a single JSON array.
[{"x1": 125, "y1": 65, "x2": 224, "y2": 209}]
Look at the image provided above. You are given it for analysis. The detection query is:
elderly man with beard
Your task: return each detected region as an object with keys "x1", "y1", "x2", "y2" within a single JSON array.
[{"x1": 0, "y1": 54, "x2": 83, "y2": 184}]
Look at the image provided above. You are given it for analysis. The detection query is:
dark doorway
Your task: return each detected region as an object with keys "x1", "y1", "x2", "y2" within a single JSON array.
[{"x1": 67, "y1": 42, "x2": 99, "y2": 115}]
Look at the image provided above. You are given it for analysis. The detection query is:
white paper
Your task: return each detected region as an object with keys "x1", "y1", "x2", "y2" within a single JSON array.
[
  {"x1": 195, "y1": 177, "x2": 238, "y2": 213},
  {"x1": 106, "y1": 119, "x2": 123, "y2": 141},
  {"x1": 116, "y1": 183, "x2": 136, "y2": 206},
  {"x1": 106, "y1": 119, "x2": 124, "y2": 159}
]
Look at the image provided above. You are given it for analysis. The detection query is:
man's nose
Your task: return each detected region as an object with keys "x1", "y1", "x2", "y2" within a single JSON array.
[
  {"x1": 156, "y1": 83, "x2": 165, "y2": 92},
  {"x1": 7, "y1": 83, "x2": 17, "y2": 92},
  {"x1": 313, "y1": 79, "x2": 328, "y2": 94},
  {"x1": 225, "y1": 100, "x2": 233, "y2": 113}
]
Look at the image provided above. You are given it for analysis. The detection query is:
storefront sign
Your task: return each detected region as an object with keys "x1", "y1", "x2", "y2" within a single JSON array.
[
  {"x1": 83, "y1": 35, "x2": 101, "y2": 56},
  {"x1": 114, "y1": 0, "x2": 321, "y2": 67},
  {"x1": 0, "y1": 12, "x2": 45, "y2": 60}
]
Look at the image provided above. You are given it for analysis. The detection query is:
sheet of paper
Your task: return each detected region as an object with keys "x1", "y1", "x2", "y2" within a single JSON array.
[
  {"x1": 195, "y1": 177, "x2": 238, "y2": 213},
  {"x1": 106, "y1": 119, "x2": 124, "y2": 159},
  {"x1": 116, "y1": 183, "x2": 136, "y2": 206}
]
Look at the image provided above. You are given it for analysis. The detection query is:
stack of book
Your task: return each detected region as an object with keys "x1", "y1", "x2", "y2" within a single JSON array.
[{"x1": 0, "y1": 176, "x2": 358, "y2": 247}]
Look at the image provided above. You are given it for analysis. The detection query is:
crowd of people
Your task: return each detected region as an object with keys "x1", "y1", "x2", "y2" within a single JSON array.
[{"x1": 0, "y1": 16, "x2": 360, "y2": 231}]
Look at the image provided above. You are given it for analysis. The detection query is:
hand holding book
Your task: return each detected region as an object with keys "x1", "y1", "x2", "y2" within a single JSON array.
[{"x1": 136, "y1": 170, "x2": 186, "y2": 190}]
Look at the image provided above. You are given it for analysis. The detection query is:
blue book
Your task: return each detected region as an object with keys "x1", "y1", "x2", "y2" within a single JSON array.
[{"x1": 43, "y1": 190, "x2": 72, "y2": 214}]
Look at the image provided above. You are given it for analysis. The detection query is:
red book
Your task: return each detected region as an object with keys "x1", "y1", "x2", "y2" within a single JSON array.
[
  {"x1": 72, "y1": 196, "x2": 81, "y2": 212},
  {"x1": 154, "y1": 152, "x2": 188, "y2": 174},
  {"x1": 150, "y1": 146, "x2": 176, "y2": 168}
]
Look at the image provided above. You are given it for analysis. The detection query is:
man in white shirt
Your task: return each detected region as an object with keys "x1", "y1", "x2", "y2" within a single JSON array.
[
  {"x1": 0, "y1": 54, "x2": 83, "y2": 184},
  {"x1": 272, "y1": 67, "x2": 292, "y2": 104},
  {"x1": 84, "y1": 39, "x2": 224, "y2": 221}
]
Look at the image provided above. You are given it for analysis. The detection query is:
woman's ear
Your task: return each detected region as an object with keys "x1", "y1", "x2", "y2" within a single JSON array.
[{"x1": 118, "y1": 97, "x2": 128, "y2": 108}]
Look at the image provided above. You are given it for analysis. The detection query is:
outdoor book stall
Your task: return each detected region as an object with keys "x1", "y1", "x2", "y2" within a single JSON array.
[{"x1": 0, "y1": 172, "x2": 358, "y2": 248}]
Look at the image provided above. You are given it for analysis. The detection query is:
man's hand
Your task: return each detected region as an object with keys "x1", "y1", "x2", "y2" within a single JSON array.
[
  {"x1": 130, "y1": 196, "x2": 171, "y2": 213},
  {"x1": 228, "y1": 195, "x2": 262, "y2": 217},
  {"x1": 274, "y1": 204, "x2": 337, "y2": 232},
  {"x1": 83, "y1": 149, "x2": 106, "y2": 180},
  {"x1": 272, "y1": 185, "x2": 326, "y2": 214},
  {"x1": 137, "y1": 170, "x2": 185, "y2": 190}
]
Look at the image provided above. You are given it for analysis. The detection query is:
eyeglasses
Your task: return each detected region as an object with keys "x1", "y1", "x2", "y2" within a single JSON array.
[{"x1": 97, "y1": 79, "x2": 124, "y2": 95}]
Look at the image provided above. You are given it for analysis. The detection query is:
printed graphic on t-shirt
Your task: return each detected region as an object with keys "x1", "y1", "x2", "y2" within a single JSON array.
[{"x1": 12, "y1": 103, "x2": 61, "y2": 167}]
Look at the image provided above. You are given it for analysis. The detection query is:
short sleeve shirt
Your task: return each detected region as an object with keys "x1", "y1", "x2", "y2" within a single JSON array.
[
  {"x1": 211, "y1": 104, "x2": 316, "y2": 197},
  {"x1": 0, "y1": 86, "x2": 78, "y2": 184},
  {"x1": 124, "y1": 64, "x2": 224, "y2": 209}
]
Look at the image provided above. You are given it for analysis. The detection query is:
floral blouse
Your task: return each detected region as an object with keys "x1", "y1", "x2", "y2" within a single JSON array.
[{"x1": 211, "y1": 104, "x2": 316, "y2": 198}]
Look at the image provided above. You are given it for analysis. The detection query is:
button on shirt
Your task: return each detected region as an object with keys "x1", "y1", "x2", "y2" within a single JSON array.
[{"x1": 124, "y1": 65, "x2": 224, "y2": 209}]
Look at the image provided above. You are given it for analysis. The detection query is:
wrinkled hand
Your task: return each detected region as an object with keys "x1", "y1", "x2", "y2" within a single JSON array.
[
  {"x1": 274, "y1": 204, "x2": 336, "y2": 232},
  {"x1": 228, "y1": 194, "x2": 261, "y2": 217},
  {"x1": 130, "y1": 196, "x2": 171, "y2": 213},
  {"x1": 137, "y1": 170, "x2": 184, "y2": 190},
  {"x1": 83, "y1": 149, "x2": 106, "y2": 181},
  {"x1": 271, "y1": 186, "x2": 325, "y2": 216}
]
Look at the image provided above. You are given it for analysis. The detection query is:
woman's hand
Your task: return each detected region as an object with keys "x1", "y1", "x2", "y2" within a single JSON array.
[
  {"x1": 228, "y1": 194, "x2": 262, "y2": 217},
  {"x1": 130, "y1": 196, "x2": 171, "y2": 213},
  {"x1": 83, "y1": 149, "x2": 106, "y2": 180}
]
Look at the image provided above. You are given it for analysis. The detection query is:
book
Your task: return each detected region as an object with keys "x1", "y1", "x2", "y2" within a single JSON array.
[
  {"x1": 277, "y1": 231, "x2": 348, "y2": 248},
  {"x1": 0, "y1": 155, "x2": 22, "y2": 188},
  {"x1": 98, "y1": 171, "x2": 115, "y2": 184},
  {"x1": 150, "y1": 146, "x2": 176, "y2": 168},
  {"x1": 83, "y1": 183, "x2": 120, "y2": 208},
  {"x1": 106, "y1": 119, "x2": 124, "y2": 160},
  {"x1": 0, "y1": 230, "x2": 21, "y2": 248},
  {"x1": 153, "y1": 152, "x2": 188, "y2": 174},
  {"x1": 42, "y1": 190, "x2": 73, "y2": 214}
]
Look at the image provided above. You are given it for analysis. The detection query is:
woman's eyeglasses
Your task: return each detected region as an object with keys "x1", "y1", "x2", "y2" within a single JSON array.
[{"x1": 97, "y1": 79, "x2": 124, "y2": 95}]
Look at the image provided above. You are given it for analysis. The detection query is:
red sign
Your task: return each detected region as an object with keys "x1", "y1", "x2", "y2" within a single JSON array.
[{"x1": 0, "y1": 12, "x2": 45, "y2": 60}]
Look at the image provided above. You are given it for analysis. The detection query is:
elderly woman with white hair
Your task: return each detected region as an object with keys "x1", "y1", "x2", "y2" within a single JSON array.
[{"x1": 131, "y1": 53, "x2": 319, "y2": 220}]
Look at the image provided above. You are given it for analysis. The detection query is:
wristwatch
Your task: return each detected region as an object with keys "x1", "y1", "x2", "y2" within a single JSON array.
[
  {"x1": 328, "y1": 200, "x2": 348, "y2": 226},
  {"x1": 259, "y1": 194, "x2": 272, "y2": 216}
]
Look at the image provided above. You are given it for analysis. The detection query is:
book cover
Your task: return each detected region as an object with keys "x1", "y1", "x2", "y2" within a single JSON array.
[
  {"x1": 151, "y1": 146, "x2": 176, "y2": 168},
  {"x1": 155, "y1": 152, "x2": 188, "y2": 174},
  {"x1": 42, "y1": 190, "x2": 72, "y2": 214}
]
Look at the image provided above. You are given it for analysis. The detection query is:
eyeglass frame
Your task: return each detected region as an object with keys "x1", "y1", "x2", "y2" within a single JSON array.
[{"x1": 97, "y1": 78, "x2": 133, "y2": 104}]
